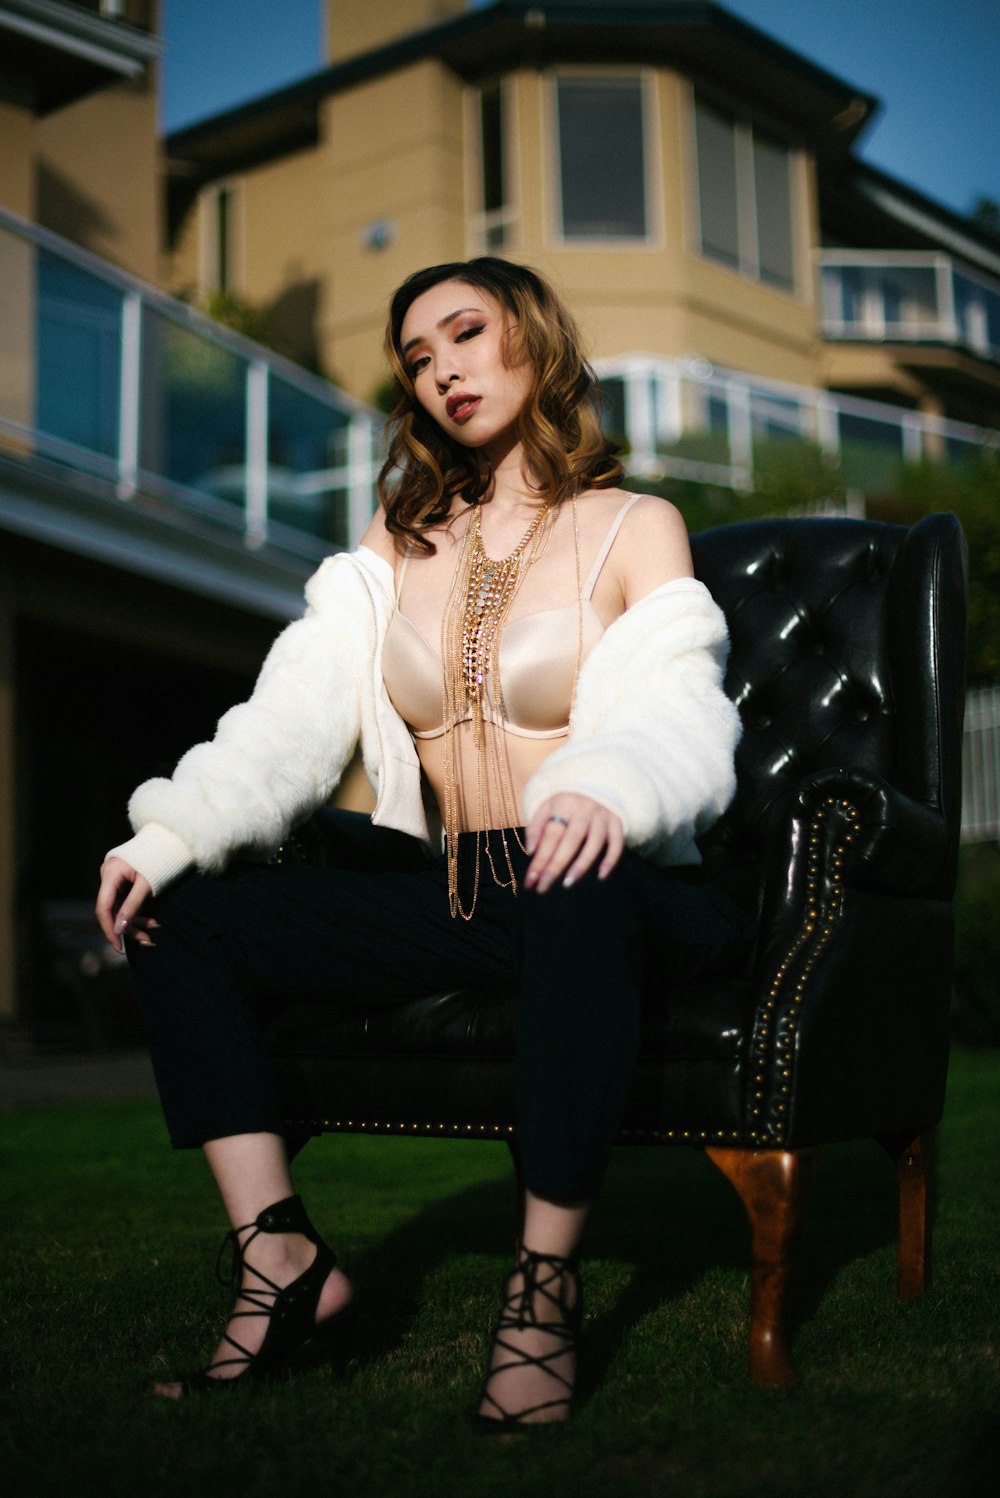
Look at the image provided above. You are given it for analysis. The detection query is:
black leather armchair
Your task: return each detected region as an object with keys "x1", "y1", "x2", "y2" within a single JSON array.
[{"x1": 269, "y1": 512, "x2": 968, "y2": 1387}]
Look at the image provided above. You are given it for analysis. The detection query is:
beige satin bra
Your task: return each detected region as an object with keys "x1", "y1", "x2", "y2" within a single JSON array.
[{"x1": 382, "y1": 493, "x2": 642, "y2": 740}]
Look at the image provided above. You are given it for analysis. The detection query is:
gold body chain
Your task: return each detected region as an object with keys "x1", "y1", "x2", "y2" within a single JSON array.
[{"x1": 439, "y1": 499, "x2": 582, "y2": 919}]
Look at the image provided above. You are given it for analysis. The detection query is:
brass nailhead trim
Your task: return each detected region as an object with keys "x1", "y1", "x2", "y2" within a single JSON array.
[
  {"x1": 282, "y1": 1118, "x2": 742, "y2": 1145},
  {"x1": 746, "y1": 796, "x2": 858, "y2": 1145}
]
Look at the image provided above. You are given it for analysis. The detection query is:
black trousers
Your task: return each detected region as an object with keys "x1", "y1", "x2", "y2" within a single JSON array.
[{"x1": 128, "y1": 812, "x2": 755, "y2": 1201}]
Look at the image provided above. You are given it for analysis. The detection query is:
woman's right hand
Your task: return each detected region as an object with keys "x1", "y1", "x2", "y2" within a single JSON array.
[{"x1": 96, "y1": 857, "x2": 156, "y2": 954}]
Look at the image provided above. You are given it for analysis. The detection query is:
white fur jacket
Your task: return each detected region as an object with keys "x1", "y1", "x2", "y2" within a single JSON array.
[{"x1": 108, "y1": 546, "x2": 741, "y2": 893}]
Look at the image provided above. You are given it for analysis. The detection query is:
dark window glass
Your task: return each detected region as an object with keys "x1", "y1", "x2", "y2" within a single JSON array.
[
  {"x1": 696, "y1": 96, "x2": 795, "y2": 291},
  {"x1": 754, "y1": 135, "x2": 794, "y2": 289},
  {"x1": 36, "y1": 253, "x2": 121, "y2": 457},
  {"x1": 557, "y1": 77, "x2": 647, "y2": 239},
  {"x1": 216, "y1": 187, "x2": 231, "y2": 293},
  {"x1": 480, "y1": 83, "x2": 504, "y2": 215},
  {"x1": 696, "y1": 101, "x2": 739, "y2": 269}
]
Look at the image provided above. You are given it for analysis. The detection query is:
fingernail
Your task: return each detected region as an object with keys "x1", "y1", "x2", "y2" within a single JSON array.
[
  {"x1": 562, "y1": 873, "x2": 575, "y2": 888},
  {"x1": 114, "y1": 917, "x2": 127, "y2": 935}
]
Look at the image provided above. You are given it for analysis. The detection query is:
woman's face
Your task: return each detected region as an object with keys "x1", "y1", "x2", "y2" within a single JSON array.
[{"x1": 398, "y1": 279, "x2": 532, "y2": 455}]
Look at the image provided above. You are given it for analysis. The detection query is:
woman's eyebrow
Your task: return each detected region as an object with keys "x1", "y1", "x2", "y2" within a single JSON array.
[{"x1": 401, "y1": 307, "x2": 483, "y2": 357}]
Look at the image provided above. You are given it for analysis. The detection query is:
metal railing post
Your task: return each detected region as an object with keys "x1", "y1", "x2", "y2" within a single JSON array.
[
  {"x1": 726, "y1": 378, "x2": 753, "y2": 490},
  {"x1": 624, "y1": 364, "x2": 656, "y2": 472},
  {"x1": 659, "y1": 367, "x2": 684, "y2": 447},
  {"x1": 117, "y1": 290, "x2": 142, "y2": 500},
  {"x1": 348, "y1": 415, "x2": 376, "y2": 550},
  {"x1": 937, "y1": 255, "x2": 959, "y2": 345},
  {"x1": 245, "y1": 359, "x2": 269, "y2": 547},
  {"x1": 901, "y1": 412, "x2": 924, "y2": 464}
]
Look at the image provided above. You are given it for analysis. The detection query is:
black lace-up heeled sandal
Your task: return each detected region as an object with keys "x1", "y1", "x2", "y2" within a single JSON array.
[
  {"x1": 177, "y1": 1193, "x2": 353, "y2": 1395},
  {"x1": 476, "y1": 1248, "x2": 582, "y2": 1431}
]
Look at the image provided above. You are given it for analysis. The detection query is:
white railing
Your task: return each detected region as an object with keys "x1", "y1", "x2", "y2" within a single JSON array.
[
  {"x1": 594, "y1": 353, "x2": 1000, "y2": 494},
  {"x1": 0, "y1": 206, "x2": 382, "y2": 560},
  {"x1": 821, "y1": 250, "x2": 1000, "y2": 366},
  {"x1": 963, "y1": 685, "x2": 1000, "y2": 843}
]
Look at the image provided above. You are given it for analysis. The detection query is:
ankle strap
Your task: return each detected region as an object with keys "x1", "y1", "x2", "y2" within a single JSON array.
[
  {"x1": 215, "y1": 1195, "x2": 323, "y2": 1291},
  {"x1": 504, "y1": 1248, "x2": 580, "y2": 1330}
]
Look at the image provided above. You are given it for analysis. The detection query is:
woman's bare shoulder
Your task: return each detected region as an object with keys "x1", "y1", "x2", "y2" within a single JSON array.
[
  {"x1": 575, "y1": 487, "x2": 687, "y2": 548},
  {"x1": 359, "y1": 508, "x2": 401, "y2": 567},
  {"x1": 606, "y1": 491, "x2": 694, "y2": 604},
  {"x1": 578, "y1": 484, "x2": 684, "y2": 524}
]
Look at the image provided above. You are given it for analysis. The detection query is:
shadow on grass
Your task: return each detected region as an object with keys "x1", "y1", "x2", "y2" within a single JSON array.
[{"x1": 325, "y1": 1130, "x2": 904, "y2": 1396}]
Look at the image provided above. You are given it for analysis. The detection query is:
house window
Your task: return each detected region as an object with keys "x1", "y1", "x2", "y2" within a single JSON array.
[
  {"x1": 477, "y1": 81, "x2": 512, "y2": 250},
  {"x1": 215, "y1": 187, "x2": 232, "y2": 293},
  {"x1": 555, "y1": 74, "x2": 649, "y2": 241},
  {"x1": 201, "y1": 182, "x2": 240, "y2": 296},
  {"x1": 695, "y1": 97, "x2": 795, "y2": 290}
]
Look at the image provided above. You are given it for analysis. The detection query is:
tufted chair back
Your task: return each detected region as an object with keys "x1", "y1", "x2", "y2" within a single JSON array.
[{"x1": 693, "y1": 513, "x2": 966, "y2": 914}]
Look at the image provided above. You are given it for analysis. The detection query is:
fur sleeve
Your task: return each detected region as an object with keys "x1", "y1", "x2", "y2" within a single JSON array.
[
  {"x1": 522, "y1": 578, "x2": 740, "y2": 864},
  {"x1": 123, "y1": 554, "x2": 375, "y2": 875}
]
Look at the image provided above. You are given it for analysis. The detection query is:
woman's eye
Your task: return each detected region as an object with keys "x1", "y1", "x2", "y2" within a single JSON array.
[
  {"x1": 407, "y1": 354, "x2": 429, "y2": 378},
  {"x1": 456, "y1": 323, "x2": 485, "y2": 343}
]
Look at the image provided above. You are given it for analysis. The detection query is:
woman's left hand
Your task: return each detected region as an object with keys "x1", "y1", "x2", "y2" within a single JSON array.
[{"x1": 524, "y1": 794, "x2": 624, "y2": 893}]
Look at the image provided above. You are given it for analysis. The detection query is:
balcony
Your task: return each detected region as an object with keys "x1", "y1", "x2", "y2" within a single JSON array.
[
  {"x1": 821, "y1": 251, "x2": 1000, "y2": 367},
  {"x1": 595, "y1": 353, "x2": 999, "y2": 497},
  {"x1": 63, "y1": 2, "x2": 155, "y2": 27},
  {"x1": 0, "y1": 1, "x2": 160, "y2": 111},
  {"x1": 0, "y1": 207, "x2": 382, "y2": 616}
]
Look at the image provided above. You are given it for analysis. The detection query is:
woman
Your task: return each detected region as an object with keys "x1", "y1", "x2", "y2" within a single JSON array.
[{"x1": 96, "y1": 257, "x2": 752, "y2": 1425}]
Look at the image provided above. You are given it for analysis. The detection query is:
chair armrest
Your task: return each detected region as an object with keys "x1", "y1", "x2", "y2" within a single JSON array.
[
  {"x1": 753, "y1": 767, "x2": 948, "y2": 1018},
  {"x1": 745, "y1": 767, "x2": 955, "y2": 1147},
  {"x1": 777, "y1": 767, "x2": 949, "y2": 897}
]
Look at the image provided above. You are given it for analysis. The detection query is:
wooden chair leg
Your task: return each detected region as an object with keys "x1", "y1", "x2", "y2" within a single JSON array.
[
  {"x1": 706, "y1": 1145, "x2": 820, "y2": 1389},
  {"x1": 876, "y1": 1128, "x2": 934, "y2": 1301}
]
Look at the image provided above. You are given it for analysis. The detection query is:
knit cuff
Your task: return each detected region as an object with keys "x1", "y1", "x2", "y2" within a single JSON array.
[{"x1": 104, "y1": 823, "x2": 194, "y2": 895}]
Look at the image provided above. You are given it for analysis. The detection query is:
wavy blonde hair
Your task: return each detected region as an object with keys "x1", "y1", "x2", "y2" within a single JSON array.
[{"x1": 379, "y1": 258, "x2": 623, "y2": 553}]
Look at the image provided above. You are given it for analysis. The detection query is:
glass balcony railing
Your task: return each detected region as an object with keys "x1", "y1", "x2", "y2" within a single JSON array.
[
  {"x1": 595, "y1": 353, "x2": 999, "y2": 496},
  {"x1": 821, "y1": 251, "x2": 1000, "y2": 366},
  {"x1": 0, "y1": 207, "x2": 382, "y2": 560},
  {"x1": 63, "y1": 1, "x2": 156, "y2": 32}
]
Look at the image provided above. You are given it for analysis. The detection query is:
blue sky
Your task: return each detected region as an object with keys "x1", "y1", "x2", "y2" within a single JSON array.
[{"x1": 160, "y1": 0, "x2": 1000, "y2": 219}]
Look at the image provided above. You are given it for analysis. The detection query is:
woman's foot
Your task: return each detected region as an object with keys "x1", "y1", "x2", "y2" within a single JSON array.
[
  {"x1": 476, "y1": 1249, "x2": 581, "y2": 1428},
  {"x1": 153, "y1": 1196, "x2": 353, "y2": 1399}
]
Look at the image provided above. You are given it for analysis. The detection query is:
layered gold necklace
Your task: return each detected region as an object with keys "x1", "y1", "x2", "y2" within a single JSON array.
[{"x1": 440, "y1": 500, "x2": 554, "y2": 919}]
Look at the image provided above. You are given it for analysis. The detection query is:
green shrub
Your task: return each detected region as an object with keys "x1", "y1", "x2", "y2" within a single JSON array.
[
  {"x1": 864, "y1": 453, "x2": 1000, "y2": 686},
  {"x1": 951, "y1": 843, "x2": 1000, "y2": 1045}
]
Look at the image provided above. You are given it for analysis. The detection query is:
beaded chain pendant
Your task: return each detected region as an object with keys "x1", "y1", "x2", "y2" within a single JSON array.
[
  {"x1": 461, "y1": 502, "x2": 550, "y2": 745},
  {"x1": 441, "y1": 499, "x2": 554, "y2": 918}
]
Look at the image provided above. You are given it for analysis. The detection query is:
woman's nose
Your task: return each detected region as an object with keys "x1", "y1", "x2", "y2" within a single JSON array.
[{"x1": 436, "y1": 360, "x2": 462, "y2": 392}]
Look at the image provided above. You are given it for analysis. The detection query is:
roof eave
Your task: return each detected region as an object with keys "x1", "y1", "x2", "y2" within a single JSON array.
[{"x1": 164, "y1": 0, "x2": 877, "y2": 169}]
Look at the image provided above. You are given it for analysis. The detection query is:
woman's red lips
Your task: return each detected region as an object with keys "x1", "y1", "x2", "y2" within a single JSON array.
[{"x1": 446, "y1": 393, "x2": 481, "y2": 420}]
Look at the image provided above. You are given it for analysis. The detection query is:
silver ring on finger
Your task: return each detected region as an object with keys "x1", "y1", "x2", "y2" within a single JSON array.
[{"x1": 548, "y1": 814, "x2": 570, "y2": 826}]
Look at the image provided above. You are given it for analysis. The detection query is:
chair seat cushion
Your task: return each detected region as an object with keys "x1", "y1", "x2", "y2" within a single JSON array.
[
  {"x1": 270, "y1": 975, "x2": 754, "y2": 1141},
  {"x1": 269, "y1": 972, "x2": 754, "y2": 1063}
]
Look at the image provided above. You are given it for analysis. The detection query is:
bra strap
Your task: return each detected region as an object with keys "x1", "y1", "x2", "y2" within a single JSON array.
[
  {"x1": 394, "y1": 544, "x2": 413, "y2": 601},
  {"x1": 581, "y1": 492, "x2": 644, "y2": 600}
]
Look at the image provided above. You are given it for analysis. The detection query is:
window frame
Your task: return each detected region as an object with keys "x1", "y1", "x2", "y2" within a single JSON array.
[
  {"x1": 198, "y1": 178, "x2": 244, "y2": 298},
  {"x1": 692, "y1": 92, "x2": 800, "y2": 294},
  {"x1": 466, "y1": 76, "x2": 520, "y2": 253},
  {"x1": 547, "y1": 66, "x2": 661, "y2": 250}
]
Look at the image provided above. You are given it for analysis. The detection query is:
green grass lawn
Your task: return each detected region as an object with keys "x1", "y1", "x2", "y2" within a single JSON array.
[{"x1": 2, "y1": 1049, "x2": 998, "y2": 1498}]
